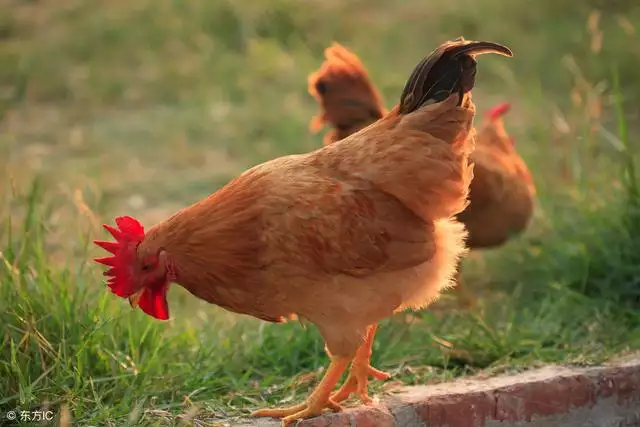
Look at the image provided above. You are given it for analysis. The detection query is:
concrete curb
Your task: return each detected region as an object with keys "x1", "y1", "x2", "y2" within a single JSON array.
[{"x1": 237, "y1": 355, "x2": 640, "y2": 427}]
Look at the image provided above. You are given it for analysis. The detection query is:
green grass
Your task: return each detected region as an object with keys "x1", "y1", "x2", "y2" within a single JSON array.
[{"x1": 2, "y1": 0, "x2": 640, "y2": 425}]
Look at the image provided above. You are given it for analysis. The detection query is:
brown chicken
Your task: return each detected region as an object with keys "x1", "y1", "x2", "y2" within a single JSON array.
[
  {"x1": 457, "y1": 102, "x2": 536, "y2": 248},
  {"x1": 94, "y1": 38, "x2": 512, "y2": 426},
  {"x1": 308, "y1": 43, "x2": 535, "y2": 303},
  {"x1": 308, "y1": 44, "x2": 387, "y2": 145}
]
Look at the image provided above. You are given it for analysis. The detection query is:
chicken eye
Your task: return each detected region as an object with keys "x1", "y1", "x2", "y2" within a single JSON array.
[
  {"x1": 141, "y1": 255, "x2": 158, "y2": 272},
  {"x1": 315, "y1": 80, "x2": 327, "y2": 95}
]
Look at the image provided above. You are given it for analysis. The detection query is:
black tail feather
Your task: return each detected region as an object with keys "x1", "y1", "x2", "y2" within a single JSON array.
[{"x1": 399, "y1": 38, "x2": 513, "y2": 114}]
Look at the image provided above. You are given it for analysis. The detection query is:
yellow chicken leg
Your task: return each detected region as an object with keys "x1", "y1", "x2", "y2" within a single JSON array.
[
  {"x1": 330, "y1": 325, "x2": 390, "y2": 404},
  {"x1": 252, "y1": 357, "x2": 350, "y2": 426}
]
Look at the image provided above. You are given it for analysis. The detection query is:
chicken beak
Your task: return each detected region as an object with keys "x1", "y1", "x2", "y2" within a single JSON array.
[{"x1": 129, "y1": 289, "x2": 144, "y2": 308}]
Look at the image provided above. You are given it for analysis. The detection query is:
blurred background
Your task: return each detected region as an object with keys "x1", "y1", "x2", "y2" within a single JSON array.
[{"x1": 1, "y1": 0, "x2": 639, "y2": 425}]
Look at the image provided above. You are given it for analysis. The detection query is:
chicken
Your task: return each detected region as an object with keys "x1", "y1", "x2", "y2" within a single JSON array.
[
  {"x1": 457, "y1": 102, "x2": 536, "y2": 249},
  {"x1": 308, "y1": 43, "x2": 535, "y2": 304},
  {"x1": 308, "y1": 44, "x2": 387, "y2": 145},
  {"x1": 94, "y1": 38, "x2": 512, "y2": 426}
]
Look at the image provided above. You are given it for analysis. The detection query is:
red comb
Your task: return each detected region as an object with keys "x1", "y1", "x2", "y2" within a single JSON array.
[
  {"x1": 93, "y1": 216, "x2": 145, "y2": 298},
  {"x1": 486, "y1": 103, "x2": 511, "y2": 121}
]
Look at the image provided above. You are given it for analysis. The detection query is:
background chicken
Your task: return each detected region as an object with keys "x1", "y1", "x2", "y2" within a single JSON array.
[
  {"x1": 308, "y1": 45, "x2": 387, "y2": 145},
  {"x1": 94, "y1": 39, "x2": 512, "y2": 426},
  {"x1": 308, "y1": 43, "x2": 536, "y2": 304}
]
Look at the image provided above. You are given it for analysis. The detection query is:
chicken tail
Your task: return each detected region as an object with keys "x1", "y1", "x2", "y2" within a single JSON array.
[
  {"x1": 398, "y1": 38, "x2": 513, "y2": 115},
  {"x1": 308, "y1": 43, "x2": 387, "y2": 145}
]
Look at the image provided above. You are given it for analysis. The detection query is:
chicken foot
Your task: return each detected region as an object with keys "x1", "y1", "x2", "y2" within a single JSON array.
[
  {"x1": 252, "y1": 356, "x2": 349, "y2": 426},
  {"x1": 330, "y1": 324, "x2": 390, "y2": 404}
]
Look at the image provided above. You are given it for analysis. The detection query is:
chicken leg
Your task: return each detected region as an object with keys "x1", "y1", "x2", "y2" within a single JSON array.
[
  {"x1": 330, "y1": 324, "x2": 390, "y2": 404},
  {"x1": 252, "y1": 356, "x2": 350, "y2": 426}
]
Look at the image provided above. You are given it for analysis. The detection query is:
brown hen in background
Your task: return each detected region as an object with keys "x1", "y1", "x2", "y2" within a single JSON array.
[
  {"x1": 308, "y1": 43, "x2": 536, "y2": 305},
  {"x1": 94, "y1": 38, "x2": 512, "y2": 426}
]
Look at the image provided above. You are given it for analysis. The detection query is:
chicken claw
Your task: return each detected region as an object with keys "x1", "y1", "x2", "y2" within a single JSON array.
[
  {"x1": 331, "y1": 324, "x2": 390, "y2": 404},
  {"x1": 330, "y1": 360, "x2": 390, "y2": 404},
  {"x1": 252, "y1": 398, "x2": 342, "y2": 426},
  {"x1": 252, "y1": 357, "x2": 350, "y2": 426}
]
